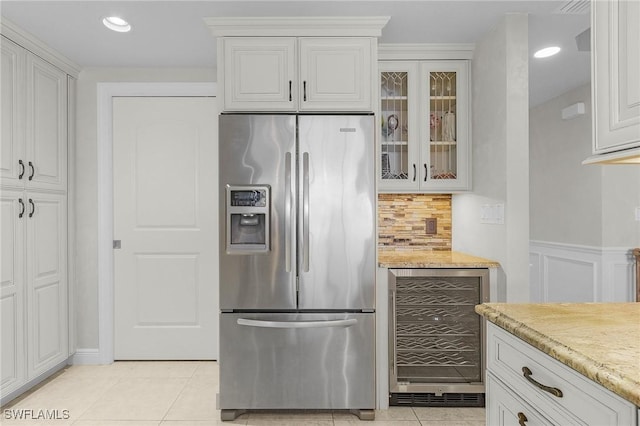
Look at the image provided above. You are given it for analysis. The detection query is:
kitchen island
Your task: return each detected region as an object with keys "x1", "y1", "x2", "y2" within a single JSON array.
[{"x1": 477, "y1": 303, "x2": 640, "y2": 425}]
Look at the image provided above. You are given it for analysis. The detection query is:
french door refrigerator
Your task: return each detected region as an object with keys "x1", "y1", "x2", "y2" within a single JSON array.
[{"x1": 218, "y1": 114, "x2": 376, "y2": 420}]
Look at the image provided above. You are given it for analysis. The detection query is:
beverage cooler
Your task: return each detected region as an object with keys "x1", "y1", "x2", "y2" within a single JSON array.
[{"x1": 388, "y1": 268, "x2": 489, "y2": 406}]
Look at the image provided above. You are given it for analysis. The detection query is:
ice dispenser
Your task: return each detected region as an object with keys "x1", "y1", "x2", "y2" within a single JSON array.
[{"x1": 226, "y1": 185, "x2": 270, "y2": 253}]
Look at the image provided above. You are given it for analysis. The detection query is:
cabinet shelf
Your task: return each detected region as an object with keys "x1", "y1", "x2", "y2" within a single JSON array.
[
  {"x1": 381, "y1": 96, "x2": 409, "y2": 101},
  {"x1": 382, "y1": 140, "x2": 409, "y2": 146},
  {"x1": 430, "y1": 96, "x2": 456, "y2": 101},
  {"x1": 429, "y1": 140, "x2": 457, "y2": 146}
]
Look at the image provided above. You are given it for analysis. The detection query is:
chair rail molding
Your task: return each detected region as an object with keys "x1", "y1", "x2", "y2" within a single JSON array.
[{"x1": 530, "y1": 240, "x2": 636, "y2": 303}]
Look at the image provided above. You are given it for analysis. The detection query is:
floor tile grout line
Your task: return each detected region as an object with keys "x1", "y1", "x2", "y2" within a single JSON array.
[{"x1": 67, "y1": 374, "x2": 124, "y2": 423}]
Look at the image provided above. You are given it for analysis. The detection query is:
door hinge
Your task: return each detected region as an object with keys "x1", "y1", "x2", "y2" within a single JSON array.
[{"x1": 113, "y1": 240, "x2": 121, "y2": 249}]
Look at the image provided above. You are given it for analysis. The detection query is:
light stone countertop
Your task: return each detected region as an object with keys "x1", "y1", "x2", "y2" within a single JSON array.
[
  {"x1": 476, "y1": 303, "x2": 640, "y2": 406},
  {"x1": 378, "y1": 249, "x2": 500, "y2": 268}
]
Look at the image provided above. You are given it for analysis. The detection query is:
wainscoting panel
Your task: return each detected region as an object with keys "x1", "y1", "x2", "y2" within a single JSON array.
[{"x1": 530, "y1": 241, "x2": 636, "y2": 303}]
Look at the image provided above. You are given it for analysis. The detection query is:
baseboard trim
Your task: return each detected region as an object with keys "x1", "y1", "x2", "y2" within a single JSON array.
[{"x1": 70, "y1": 348, "x2": 103, "y2": 365}]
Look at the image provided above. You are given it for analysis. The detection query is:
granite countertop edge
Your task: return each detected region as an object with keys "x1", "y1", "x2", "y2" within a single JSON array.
[
  {"x1": 476, "y1": 304, "x2": 640, "y2": 407},
  {"x1": 378, "y1": 249, "x2": 500, "y2": 268}
]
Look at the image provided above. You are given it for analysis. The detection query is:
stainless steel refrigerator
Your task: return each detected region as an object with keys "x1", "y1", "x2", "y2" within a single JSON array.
[{"x1": 218, "y1": 114, "x2": 376, "y2": 421}]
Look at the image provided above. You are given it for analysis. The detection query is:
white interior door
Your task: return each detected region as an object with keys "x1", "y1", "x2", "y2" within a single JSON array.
[{"x1": 113, "y1": 97, "x2": 218, "y2": 360}]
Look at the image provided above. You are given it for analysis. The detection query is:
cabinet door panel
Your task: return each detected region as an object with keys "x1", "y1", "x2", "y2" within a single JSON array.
[
  {"x1": 379, "y1": 62, "x2": 419, "y2": 191},
  {"x1": 25, "y1": 54, "x2": 67, "y2": 191},
  {"x1": 299, "y1": 38, "x2": 372, "y2": 111},
  {"x1": 420, "y1": 61, "x2": 470, "y2": 191},
  {"x1": 26, "y1": 192, "x2": 67, "y2": 378},
  {"x1": 0, "y1": 190, "x2": 26, "y2": 396},
  {"x1": 593, "y1": 0, "x2": 640, "y2": 153},
  {"x1": 1, "y1": 37, "x2": 25, "y2": 186},
  {"x1": 224, "y1": 37, "x2": 296, "y2": 111}
]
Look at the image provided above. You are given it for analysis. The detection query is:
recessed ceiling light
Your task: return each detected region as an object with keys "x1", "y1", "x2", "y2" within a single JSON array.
[
  {"x1": 534, "y1": 46, "x2": 561, "y2": 58},
  {"x1": 103, "y1": 16, "x2": 131, "y2": 33}
]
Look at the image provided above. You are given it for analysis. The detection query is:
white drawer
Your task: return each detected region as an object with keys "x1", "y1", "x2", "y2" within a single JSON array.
[
  {"x1": 487, "y1": 323, "x2": 636, "y2": 426},
  {"x1": 487, "y1": 372, "x2": 563, "y2": 426}
]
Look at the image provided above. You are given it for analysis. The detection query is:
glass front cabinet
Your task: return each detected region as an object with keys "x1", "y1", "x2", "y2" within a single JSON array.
[{"x1": 379, "y1": 60, "x2": 470, "y2": 192}]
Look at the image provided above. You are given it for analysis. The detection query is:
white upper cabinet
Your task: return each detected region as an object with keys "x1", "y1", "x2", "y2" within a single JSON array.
[
  {"x1": 378, "y1": 58, "x2": 471, "y2": 192},
  {"x1": 1, "y1": 36, "x2": 67, "y2": 192},
  {"x1": 1, "y1": 37, "x2": 25, "y2": 186},
  {"x1": 588, "y1": 0, "x2": 640, "y2": 163},
  {"x1": 25, "y1": 54, "x2": 67, "y2": 191},
  {"x1": 223, "y1": 37, "x2": 297, "y2": 111},
  {"x1": 223, "y1": 37, "x2": 374, "y2": 112},
  {"x1": 298, "y1": 38, "x2": 372, "y2": 111},
  {"x1": 206, "y1": 17, "x2": 389, "y2": 113}
]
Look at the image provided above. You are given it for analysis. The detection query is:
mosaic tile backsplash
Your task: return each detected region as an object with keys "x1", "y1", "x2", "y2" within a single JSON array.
[{"x1": 378, "y1": 193, "x2": 452, "y2": 250}]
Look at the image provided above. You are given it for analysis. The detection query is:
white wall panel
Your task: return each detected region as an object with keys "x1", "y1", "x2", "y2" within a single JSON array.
[{"x1": 530, "y1": 241, "x2": 635, "y2": 303}]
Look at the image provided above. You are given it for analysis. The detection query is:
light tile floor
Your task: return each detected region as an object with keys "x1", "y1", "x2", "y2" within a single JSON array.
[{"x1": 2, "y1": 362, "x2": 485, "y2": 426}]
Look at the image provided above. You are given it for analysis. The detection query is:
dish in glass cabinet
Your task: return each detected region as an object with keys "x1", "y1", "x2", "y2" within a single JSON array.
[{"x1": 387, "y1": 114, "x2": 399, "y2": 132}]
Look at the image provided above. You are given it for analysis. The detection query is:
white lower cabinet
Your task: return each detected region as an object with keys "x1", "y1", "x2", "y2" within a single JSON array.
[
  {"x1": 487, "y1": 373, "x2": 559, "y2": 426},
  {"x1": 486, "y1": 323, "x2": 637, "y2": 426},
  {"x1": 0, "y1": 189, "x2": 67, "y2": 399}
]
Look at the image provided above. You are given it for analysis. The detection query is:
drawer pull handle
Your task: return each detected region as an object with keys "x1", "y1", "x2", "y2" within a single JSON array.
[
  {"x1": 522, "y1": 366, "x2": 563, "y2": 397},
  {"x1": 517, "y1": 412, "x2": 527, "y2": 425}
]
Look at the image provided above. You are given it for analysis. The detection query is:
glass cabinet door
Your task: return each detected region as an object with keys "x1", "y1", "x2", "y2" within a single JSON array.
[
  {"x1": 420, "y1": 61, "x2": 470, "y2": 191},
  {"x1": 379, "y1": 62, "x2": 419, "y2": 190}
]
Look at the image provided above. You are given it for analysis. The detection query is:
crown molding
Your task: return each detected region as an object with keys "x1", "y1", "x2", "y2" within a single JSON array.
[
  {"x1": 0, "y1": 17, "x2": 81, "y2": 77},
  {"x1": 205, "y1": 16, "x2": 390, "y2": 37},
  {"x1": 378, "y1": 43, "x2": 475, "y2": 61}
]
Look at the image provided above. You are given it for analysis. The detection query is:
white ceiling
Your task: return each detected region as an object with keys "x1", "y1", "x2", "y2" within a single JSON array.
[{"x1": 0, "y1": 0, "x2": 590, "y2": 107}]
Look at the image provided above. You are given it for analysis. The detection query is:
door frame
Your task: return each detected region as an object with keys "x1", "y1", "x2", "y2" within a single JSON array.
[{"x1": 95, "y1": 82, "x2": 218, "y2": 364}]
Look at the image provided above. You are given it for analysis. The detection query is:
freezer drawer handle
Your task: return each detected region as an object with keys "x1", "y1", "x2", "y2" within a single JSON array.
[{"x1": 237, "y1": 318, "x2": 357, "y2": 329}]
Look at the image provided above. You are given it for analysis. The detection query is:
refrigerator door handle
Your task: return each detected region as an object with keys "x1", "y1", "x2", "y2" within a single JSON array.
[
  {"x1": 237, "y1": 318, "x2": 357, "y2": 329},
  {"x1": 302, "y1": 152, "x2": 310, "y2": 272},
  {"x1": 285, "y1": 152, "x2": 292, "y2": 272}
]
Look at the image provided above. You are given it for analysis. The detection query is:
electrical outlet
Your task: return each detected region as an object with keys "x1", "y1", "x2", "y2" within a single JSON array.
[{"x1": 425, "y1": 218, "x2": 437, "y2": 235}]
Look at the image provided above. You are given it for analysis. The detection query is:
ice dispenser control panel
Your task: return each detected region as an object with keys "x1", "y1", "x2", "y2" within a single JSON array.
[{"x1": 226, "y1": 185, "x2": 270, "y2": 254}]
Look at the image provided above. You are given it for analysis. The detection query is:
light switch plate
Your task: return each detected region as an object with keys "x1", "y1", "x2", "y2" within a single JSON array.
[{"x1": 635, "y1": 207, "x2": 640, "y2": 221}]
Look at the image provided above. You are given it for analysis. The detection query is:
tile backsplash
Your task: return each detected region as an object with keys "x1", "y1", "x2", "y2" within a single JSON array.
[{"x1": 378, "y1": 193, "x2": 452, "y2": 250}]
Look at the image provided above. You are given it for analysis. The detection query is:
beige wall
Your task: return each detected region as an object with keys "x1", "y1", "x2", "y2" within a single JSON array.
[
  {"x1": 452, "y1": 13, "x2": 530, "y2": 302},
  {"x1": 530, "y1": 83, "x2": 640, "y2": 248},
  {"x1": 530, "y1": 84, "x2": 602, "y2": 245},
  {"x1": 75, "y1": 68, "x2": 216, "y2": 350}
]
